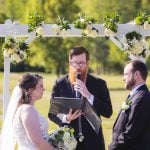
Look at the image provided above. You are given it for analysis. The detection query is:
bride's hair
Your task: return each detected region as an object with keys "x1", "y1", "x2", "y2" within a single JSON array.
[{"x1": 18, "y1": 73, "x2": 43, "y2": 104}]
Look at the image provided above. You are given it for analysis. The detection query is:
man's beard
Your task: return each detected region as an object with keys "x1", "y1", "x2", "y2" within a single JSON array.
[
  {"x1": 68, "y1": 67, "x2": 88, "y2": 84},
  {"x1": 126, "y1": 78, "x2": 136, "y2": 90}
]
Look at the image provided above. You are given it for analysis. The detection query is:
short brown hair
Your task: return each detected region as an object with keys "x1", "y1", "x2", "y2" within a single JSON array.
[
  {"x1": 69, "y1": 46, "x2": 90, "y2": 61},
  {"x1": 126, "y1": 60, "x2": 148, "y2": 81}
]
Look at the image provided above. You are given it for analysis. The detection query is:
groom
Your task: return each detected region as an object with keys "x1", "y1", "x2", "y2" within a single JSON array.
[{"x1": 109, "y1": 60, "x2": 150, "y2": 150}]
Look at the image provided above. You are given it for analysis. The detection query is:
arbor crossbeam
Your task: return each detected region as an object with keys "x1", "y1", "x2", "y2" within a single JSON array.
[{"x1": 0, "y1": 24, "x2": 150, "y2": 37}]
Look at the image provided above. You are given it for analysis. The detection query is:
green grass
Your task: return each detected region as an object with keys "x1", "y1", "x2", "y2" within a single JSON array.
[{"x1": 0, "y1": 72, "x2": 150, "y2": 149}]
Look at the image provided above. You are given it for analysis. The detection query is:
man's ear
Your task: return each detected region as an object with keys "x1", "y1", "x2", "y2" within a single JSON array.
[{"x1": 134, "y1": 71, "x2": 140, "y2": 78}]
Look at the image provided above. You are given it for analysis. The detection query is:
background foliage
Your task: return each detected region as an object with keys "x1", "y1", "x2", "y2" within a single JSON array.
[{"x1": 0, "y1": 0, "x2": 150, "y2": 75}]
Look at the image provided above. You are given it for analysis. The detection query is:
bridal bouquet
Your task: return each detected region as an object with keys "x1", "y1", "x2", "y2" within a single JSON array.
[{"x1": 48, "y1": 126, "x2": 77, "y2": 150}]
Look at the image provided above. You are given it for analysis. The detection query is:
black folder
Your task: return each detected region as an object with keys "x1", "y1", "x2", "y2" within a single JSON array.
[
  {"x1": 49, "y1": 97, "x2": 84, "y2": 114},
  {"x1": 49, "y1": 97, "x2": 101, "y2": 134}
]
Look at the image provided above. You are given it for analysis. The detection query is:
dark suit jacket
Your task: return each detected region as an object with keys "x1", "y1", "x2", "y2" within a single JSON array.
[
  {"x1": 109, "y1": 84, "x2": 150, "y2": 150},
  {"x1": 48, "y1": 74, "x2": 112, "y2": 150}
]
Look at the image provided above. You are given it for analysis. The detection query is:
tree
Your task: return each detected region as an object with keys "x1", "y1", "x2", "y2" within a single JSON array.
[{"x1": 27, "y1": 0, "x2": 81, "y2": 76}]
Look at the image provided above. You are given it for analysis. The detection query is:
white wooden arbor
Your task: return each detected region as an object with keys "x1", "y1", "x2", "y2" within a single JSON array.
[{"x1": 1, "y1": 20, "x2": 150, "y2": 119}]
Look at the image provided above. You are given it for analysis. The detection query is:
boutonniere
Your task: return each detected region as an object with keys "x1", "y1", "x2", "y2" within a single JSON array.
[{"x1": 121, "y1": 99, "x2": 132, "y2": 112}]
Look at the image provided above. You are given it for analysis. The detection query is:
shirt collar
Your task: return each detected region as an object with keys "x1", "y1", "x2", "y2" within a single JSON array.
[{"x1": 130, "y1": 84, "x2": 145, "y2": 96}]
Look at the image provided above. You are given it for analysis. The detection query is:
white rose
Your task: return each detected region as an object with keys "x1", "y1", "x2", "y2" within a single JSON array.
[
  {"x1": 52, "y1": 24, "x2": 61, "y2": 34},
  {"x1": 8, "y1": 48, "x2": 16, "y2": 54},
  {"x1": 63, "y1": 132, "x2": 70, "y2": 141},
  {"x1": 84, "y1": 26, "x2": 91, "y2": 35},
  {"x1": 11, "y1": 53, "x2": 18, "y2": 59},
  {"x1": 122, "y1": 102, "x2": 130, "y2": 110},
  {"x1": 132, "y1": 48, "x2": 142, "y2": 55},
  {"x1": 3, "y1": 50, "x2": 10, "y2": 57},
  {"x1": 86, "y1": 24, "x2": 92, "y2": 31},
  {"x1": 20, "y1": 50, "x2": 27, "y2": 59},
  {"x1": 68, "y1": 138, "x2": 77, "y2": 149},
  {"x1": 36, "y1": 26, "x2": 44, "y2": 36},
  {"x1": 142, "y1": 40, "x2": 149, "y2": 50},
  {"x1": 80, "y1": 18, "x2": 85, "y2": 22},
  {"x1": 144, "y1": 21, "x2": 150, "y2": 29},
  {"x1": 64, "y1": 142, "x2": 70, "y2": 149},
  {"x1": 64, "y1": 138, "x2": 77, "y2": 150},
  {"x1": 132, "y1": 40, "x2": 143, "y2": 54},
  {"x1": 11, "y1": 53, "x2": 21, "y2": 63},
  {"x1": 60, "y1": 29, "x2": 69, "y2": 37},
  {"x1": 123, "y1": 44, "x2": 130, "y2": 50}
]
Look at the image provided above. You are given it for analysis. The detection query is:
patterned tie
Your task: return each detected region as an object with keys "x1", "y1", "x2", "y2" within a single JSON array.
[{"x1": 126, "y1": 94, "x2": 131, "y2": 101}]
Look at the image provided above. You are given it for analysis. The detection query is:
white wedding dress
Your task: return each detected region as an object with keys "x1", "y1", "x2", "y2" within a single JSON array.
[{"x1": 13, "y1": 105, "x2": 49, "y2": 150}]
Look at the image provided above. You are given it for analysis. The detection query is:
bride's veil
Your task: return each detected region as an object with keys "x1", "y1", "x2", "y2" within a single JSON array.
[{"x1": 1, "y1": 86, "x2": 22, "y2": 150}]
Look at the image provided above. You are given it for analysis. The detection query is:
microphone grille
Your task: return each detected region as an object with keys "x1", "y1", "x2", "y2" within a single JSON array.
[{"x1": 76, "y1": 73, "x2": 81, "y2": 79}]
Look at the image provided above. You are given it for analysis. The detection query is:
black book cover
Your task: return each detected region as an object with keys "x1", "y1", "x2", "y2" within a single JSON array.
[{"x1": 50, "y1": 97, "x2": 84, "y2": 114}]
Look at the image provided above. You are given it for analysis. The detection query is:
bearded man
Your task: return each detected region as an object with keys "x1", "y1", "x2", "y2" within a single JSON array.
[
  {"x1": 109, "y1": 60, "x2": 150, "y2": 150},
  {"x1": 48, "y1": 46, "x2": 112, "y2": 150}
]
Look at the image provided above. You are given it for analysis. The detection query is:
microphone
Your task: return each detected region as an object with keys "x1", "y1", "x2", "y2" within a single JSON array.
[{"x1": 75, "y1": 73, "x2": 81, "y2": 98}]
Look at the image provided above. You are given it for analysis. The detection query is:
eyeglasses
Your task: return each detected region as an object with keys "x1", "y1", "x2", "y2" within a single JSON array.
[{"x1": 69, "y1": 61, "x2": 87, "y2": 67}]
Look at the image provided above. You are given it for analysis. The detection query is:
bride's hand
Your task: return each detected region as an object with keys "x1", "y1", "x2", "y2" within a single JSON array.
[{"x1": 66, "y1": 109, "x2": 82, "y2": 123}]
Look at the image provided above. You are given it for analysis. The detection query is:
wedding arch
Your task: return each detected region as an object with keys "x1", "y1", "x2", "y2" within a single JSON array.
[{"x1": 1, "y1": 19, "x2": 150, "y2": 119}]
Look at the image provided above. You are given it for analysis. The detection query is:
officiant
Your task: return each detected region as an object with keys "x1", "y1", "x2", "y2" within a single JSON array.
[{"x1": 48, "y1": 46, "x2": 113, "y2": 150}]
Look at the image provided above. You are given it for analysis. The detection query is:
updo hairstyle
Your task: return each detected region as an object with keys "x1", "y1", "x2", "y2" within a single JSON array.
[{"x1": 18, "y1": 73, "x2": 43, "y2": 104}]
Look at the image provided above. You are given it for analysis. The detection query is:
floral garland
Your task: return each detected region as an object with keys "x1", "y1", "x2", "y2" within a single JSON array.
[
  {"x1": 48, "y1": 126, "x2": 77, "y2": 150},
  {"x1": 119, "y1": 31, "x2": 150, "y2": 61},
  {"x1": 2, "y1": 11, "x2": 150, "y2": 63},
  {"x1": 2, "y1": 36, "x2": 29, "y2": 63},
  {"x1": 23, "y1": 11, "x2": 150, "y2": 37},
  {"x1": 103, "y1": 12, "x2": 120, "y2": 36},
  {"x1": 52, "y1": 16, "x2": 71, "y2": 37},
  {"x1": 73, "y1": 14, "x2": 99, "y2": 37},
  {"x1": 28, "y1": 12, "x2": 45, "y2": 37},
  {"x1": 134, "y1": 12, "x2": 150, "y2": 29}
]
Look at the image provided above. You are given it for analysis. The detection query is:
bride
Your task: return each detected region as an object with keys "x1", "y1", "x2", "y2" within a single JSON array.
[{"x1": 1, "y1": 73, "x2": 54, "y2": 150}]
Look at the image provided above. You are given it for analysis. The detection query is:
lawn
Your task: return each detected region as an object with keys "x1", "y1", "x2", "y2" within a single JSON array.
[{"x1": 0, "y1": 72, "x2": 150, "y2": 149}]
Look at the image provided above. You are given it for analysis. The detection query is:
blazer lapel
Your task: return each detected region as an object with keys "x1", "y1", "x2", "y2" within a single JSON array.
[
  {"x1": 113, "y1": 94, "x2": 131, "y2": 129},
  {"x1": 65, "y1": 76, "x2": 76, "y2": 97}
]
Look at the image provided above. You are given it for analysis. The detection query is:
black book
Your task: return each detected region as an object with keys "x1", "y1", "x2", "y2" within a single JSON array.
[
  {"x1": 50, "y1": 97, "x2": 101, "y2": 134},
  {"x1": 49, "y1": 97, "x2": 84, "y2": 114}
]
